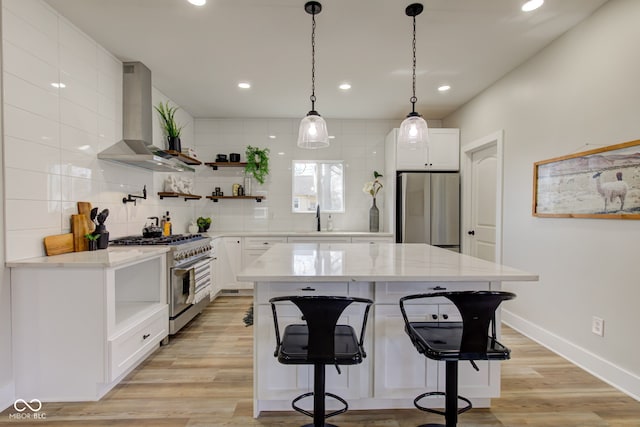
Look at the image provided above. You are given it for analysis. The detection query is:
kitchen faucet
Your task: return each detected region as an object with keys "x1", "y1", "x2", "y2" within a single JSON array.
[{"x1": 316, "y1": 205, "x2": 321, "y2": 231}]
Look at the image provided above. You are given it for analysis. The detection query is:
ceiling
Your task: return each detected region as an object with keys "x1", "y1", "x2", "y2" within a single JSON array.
[{"x1": 44, "y1": 0, "x2": 607, "y2": 120}]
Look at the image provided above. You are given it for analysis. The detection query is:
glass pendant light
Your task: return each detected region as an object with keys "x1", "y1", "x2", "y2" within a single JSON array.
[
  {"x1": 298, "y1": 1, "x2": 329, "y2": 149},
  {"x1": 398, "y1": 3, "x2": 429, "y2": 147}
]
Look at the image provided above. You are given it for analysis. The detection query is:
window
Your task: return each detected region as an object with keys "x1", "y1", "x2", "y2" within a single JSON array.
[{"x1": 292, "y1": 160, "x2": 344, "y2": 213}]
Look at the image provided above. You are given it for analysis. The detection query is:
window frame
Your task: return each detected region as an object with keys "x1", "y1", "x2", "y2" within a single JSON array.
[{"x1": 291, "y1": 160, "x2": 345, "y2": 214}]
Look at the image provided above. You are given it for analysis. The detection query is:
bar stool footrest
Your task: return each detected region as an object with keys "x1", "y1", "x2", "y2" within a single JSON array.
[
  {"x1": 292, "y1": 391, "x2": 349, "y2": 419},
  {"x1": 414, "y1": 391, "x2": 472, "y2": 416}
]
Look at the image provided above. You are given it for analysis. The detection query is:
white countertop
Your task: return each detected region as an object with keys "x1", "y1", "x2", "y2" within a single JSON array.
[
  {"x1": 6, "y1": 246, "x2": 169, "y2": 268},
  {"x1": 237, "y1": 243, "x2": 538, "y2": 283},
  {"x1": 205, "y1": 231, "x2": 394, "y2": 238}
]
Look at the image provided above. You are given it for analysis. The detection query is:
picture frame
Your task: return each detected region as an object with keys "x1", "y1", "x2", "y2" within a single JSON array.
[{"x1": 532, "y1": 139, "x2": 640, "y2": 219}]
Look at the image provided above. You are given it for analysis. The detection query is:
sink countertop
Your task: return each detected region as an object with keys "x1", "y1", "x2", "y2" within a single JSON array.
[
  {"x1": 237, "y1": 242, "x2": 538, "y2": 283},
  {"x1": 6, "y1": 246, "x2": 170, "y2": 268}
]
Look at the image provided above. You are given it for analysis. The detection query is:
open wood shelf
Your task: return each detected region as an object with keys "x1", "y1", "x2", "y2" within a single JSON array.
[
  {"x1": 158, "y1": 192, "x2": 202, "y2": 201},
  {"x1": 206, "y1": 195, "x2": 264, "y2": 203},
  {"x1": 204, "y1": 162, "x2": 247, "y2": 170},
  {"x1": 163, "y1": 150, "x2": 202, "y2": 165}
]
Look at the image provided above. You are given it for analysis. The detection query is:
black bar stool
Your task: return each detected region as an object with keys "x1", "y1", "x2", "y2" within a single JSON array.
[
  {"x1": 269, "y1": 295, "x2": 373, "y2": 427},
  {"x1": 399, "y1": 291, "x2": 516, "y2": 427}
]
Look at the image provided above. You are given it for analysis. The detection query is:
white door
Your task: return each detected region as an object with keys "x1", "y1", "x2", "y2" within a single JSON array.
[{"x1": 462, "y1": 131, "x2": 503, "y2": 262}]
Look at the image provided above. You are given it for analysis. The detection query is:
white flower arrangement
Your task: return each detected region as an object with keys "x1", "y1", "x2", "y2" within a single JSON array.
[{"x1": 363, "y1": 171, "x2": 383, "y2": 199}]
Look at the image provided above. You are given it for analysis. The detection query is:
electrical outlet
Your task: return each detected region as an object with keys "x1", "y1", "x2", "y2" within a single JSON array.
[{"x1": 592, "y1": 316, "x2": 604, "y2": 337}]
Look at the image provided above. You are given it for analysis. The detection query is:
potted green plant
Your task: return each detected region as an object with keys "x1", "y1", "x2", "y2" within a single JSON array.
[
  {"x1": 85, "y1": 233, "x2": 101, "y2": 251},
  {"x1": 154, "y1": 101, "x2": 184, "y2": 152},
  {"x1": 197, "y1": 217, "x2": 211, "y2": 233},
  {"x1": 244, "y1": 146, "x2": 270, "y2": 185}
]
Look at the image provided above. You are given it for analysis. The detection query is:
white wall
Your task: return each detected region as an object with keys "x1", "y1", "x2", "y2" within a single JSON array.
[
  {"x1": 0, "y1": 2, "x2": 13, "y2": 412},
  {"x1": 444, "y1": 0, "x2": 640, "y2": 399},
  {"x1": 1, "y1": 0, "x2": 195, "y2": 262},
  {"x1": 192, "y1": 118, "x2": 394, "y2": 232}
]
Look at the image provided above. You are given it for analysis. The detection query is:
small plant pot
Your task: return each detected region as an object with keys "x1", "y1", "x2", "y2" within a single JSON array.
[
  {"x1": 168, "y1": 136, "x2": 181, "y2": 152},
  {"x1": 88, "y1": 240, "x2": 98, "y2": 251}
]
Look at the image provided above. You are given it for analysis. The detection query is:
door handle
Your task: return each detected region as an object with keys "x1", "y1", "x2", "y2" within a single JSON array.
[{"x1": 467, "y1": 230, "x2": 475, "y2": 236}]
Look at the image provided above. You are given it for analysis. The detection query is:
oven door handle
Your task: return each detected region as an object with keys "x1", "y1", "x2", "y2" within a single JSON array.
[{"x1": 173, "y1": 257, "x2": 213, "y2": 273}]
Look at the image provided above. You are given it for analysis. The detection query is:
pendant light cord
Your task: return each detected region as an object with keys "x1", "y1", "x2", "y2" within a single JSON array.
[
  {"x1": 310, "y1": 11, "x2": 317, "y2": 111},
  {"x1": 410, "y1": 13, "x2": 417, "y2": 113}
]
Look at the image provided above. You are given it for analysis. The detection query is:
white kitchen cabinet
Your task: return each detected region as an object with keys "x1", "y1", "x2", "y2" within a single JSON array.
[
  {"x1": 287, "y1": 236, "x2": 352, "y2": 243},
  {"x1": 11, "y1": 252, "x2": 168, "y2": 401},
  {"x1": 221, "y1": 237, "x2": 252, "y2": 290},
  {"x1": 243, "y1": 236, "x2": 288, "y2": 270},
  {"x1": 351, "y1": 236, "x2": 394, "y2": 244},
  {"x1": 394, "y1": 128, "x2": 460, "y2": 171},
  {"x1": 255, "y1": 289, "x2": 371, "y2": 406},
  {"x1": 210, "y1": 238, "x2": 221, "y2": 301},
  {"x1": 373, "y1": 281, "x2": 498, "y2": 401}
]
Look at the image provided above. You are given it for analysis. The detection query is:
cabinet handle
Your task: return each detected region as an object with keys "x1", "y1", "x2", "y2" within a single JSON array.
[
  {"x1": 431, "y1": 314, "x2": 438, "y2": 320},
  {"x1": 468, "y1": 230, "x2": 475, "y2": 236},
  {"x1": 432, "y1": 286, "x2": 446, "y2": 290},
  {"x1": 300, "y1": 286, "x2": 316, "y2": 292},
  {"x1": 442, "y1": 314, "x2": 449, "y2": 320},
  {"x1": 263, "y1": 242, "x2": 269, "y2": 245},
  {"x1": 142, "y1": 333, "x2": 150, "y2": 340}
]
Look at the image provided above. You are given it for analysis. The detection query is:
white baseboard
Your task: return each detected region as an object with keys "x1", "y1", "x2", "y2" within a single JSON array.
[
  {"x1": 0, "y1": 380, "x2": 15, "y2": 412},
  {"x1": 503, "y1": 309, "x2": 640, "y2": 401}
]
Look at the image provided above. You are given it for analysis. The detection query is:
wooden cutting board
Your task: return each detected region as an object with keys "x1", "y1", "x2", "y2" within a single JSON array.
[
  {"x1": 43, "y1": 233, "x2": 74, "y2": 256},
  {"x1": 77, "y1": 201, "x2": 94, "y2": 232},
  {"x1": 71, "y1": 214, "x2": 90, "y2": 252}
]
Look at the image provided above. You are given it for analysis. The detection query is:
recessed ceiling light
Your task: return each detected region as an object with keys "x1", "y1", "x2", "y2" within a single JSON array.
[
  {"x1": 78, "y1": 145, "x2": 90, "y2": 151},
  {"x1": 339, "y1": 83, "x2": 351, "y2": 90},
  {"x1": 238, "y1": 82, "x2": 251, "y2": 89},
  {"x1": 51, "y1": 82, "x2": 66, "y2": 88},
  {"x1": 328, "y1": 135, "x2": 336, "y2": 139},
  {"x1": 522, "y1": 0, "x2": 543, "y2": 12},
  {"x1": 438, "y1": 85, "x2": 451, "y2": 92},
  {"x1": 188, "y1": 0, "x2": 206, "y2": 6},
  {"x1": 277, "y1": 152, "x2": 285, "y2": 156},
  {"x1": 268, "y1": 135, "x2": 276, "y2": 139}
]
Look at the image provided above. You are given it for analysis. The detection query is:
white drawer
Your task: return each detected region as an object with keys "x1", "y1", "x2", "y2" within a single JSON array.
[
  {"x1": 244, "y1": 236, "x2": 287, "y2": 249},
  {"x1": 351, "y1": 237, "x2": 394, "y2": 243},
  {"x1": 109, "y1": 306, "x2": 168, "y2": 381},
  {"x1": 287, "y1": 236, "x2": 352, "y2": 243},
  {"x1": 374, "y1": 282, "x2": 489, "y2": 304},
  {"x1": 256, "y1": 282, "x2": 349, "y2": 304}
]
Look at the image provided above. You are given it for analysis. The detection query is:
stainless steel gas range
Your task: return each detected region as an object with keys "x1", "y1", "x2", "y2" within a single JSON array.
[{"x1": 110, "y1": 234, "x2": 213, "y2": 335}]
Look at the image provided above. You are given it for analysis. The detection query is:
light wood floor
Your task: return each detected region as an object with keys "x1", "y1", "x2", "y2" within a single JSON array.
[{"x1": 2, "y1": 296, "x2": 639, "y2": 426}]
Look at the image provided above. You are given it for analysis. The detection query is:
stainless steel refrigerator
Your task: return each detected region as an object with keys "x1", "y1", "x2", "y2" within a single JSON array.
[{"x1": 396, "y1": 172, "x2": 460, "y2": 251}]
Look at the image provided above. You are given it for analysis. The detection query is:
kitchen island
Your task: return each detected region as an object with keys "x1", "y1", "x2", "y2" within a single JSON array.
[{"x1": 237, "y1": 242, "x2": 538, "y2": 417}]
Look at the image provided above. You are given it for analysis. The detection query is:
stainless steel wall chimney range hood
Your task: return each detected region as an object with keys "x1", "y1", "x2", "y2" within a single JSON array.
[{"x1": 98, "y1": 62, "x2": 194, "y2": 173}]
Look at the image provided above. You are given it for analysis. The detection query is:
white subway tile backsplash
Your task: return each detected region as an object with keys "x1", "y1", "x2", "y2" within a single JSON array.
[
  {"x1": 59, "y1": 44, "x2": 97, "y2": 89},
  {"x1": 4, "y1": 104, "x2": 59, "y2": 148},
  {"x1": 5, "y1": 168, "x2": 61, "y2": 201},
  {"x1": 60, "y1": 72, "x2": 99, "y2": 112},
  {"x1": 3, "y1": 72, "x2": 59, "y2": 121},
  {"x1": 60, "y1": 123, "x2": 98, "y2": 154},
  {"x1": 97, "y1": 47, "x2": 121, "y2": 79},
  {"x1": 4, "y1": 136, "x2": 61, "y2": 174},
  {"x1": 3, "y1": 0, "x2": 58, "y2": 41},
  {"x1": 2, "y1": 8, "x2": 58, "y2": 67},
  {"x1": 6, "y1": 199, "x2": 62, "y2": 231},
  {"x1": 3, "y1": 40, "x2": 59, "y2": 91},
  {"x1": 58, "y1": 18, "x2": 97, "y2": 69},
  {"x1": 6, "y1": 229, "x2": 57, "y2": 260},
  {"x1": 60, "y1": 98, "x2": 98, "y2": 135}
]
